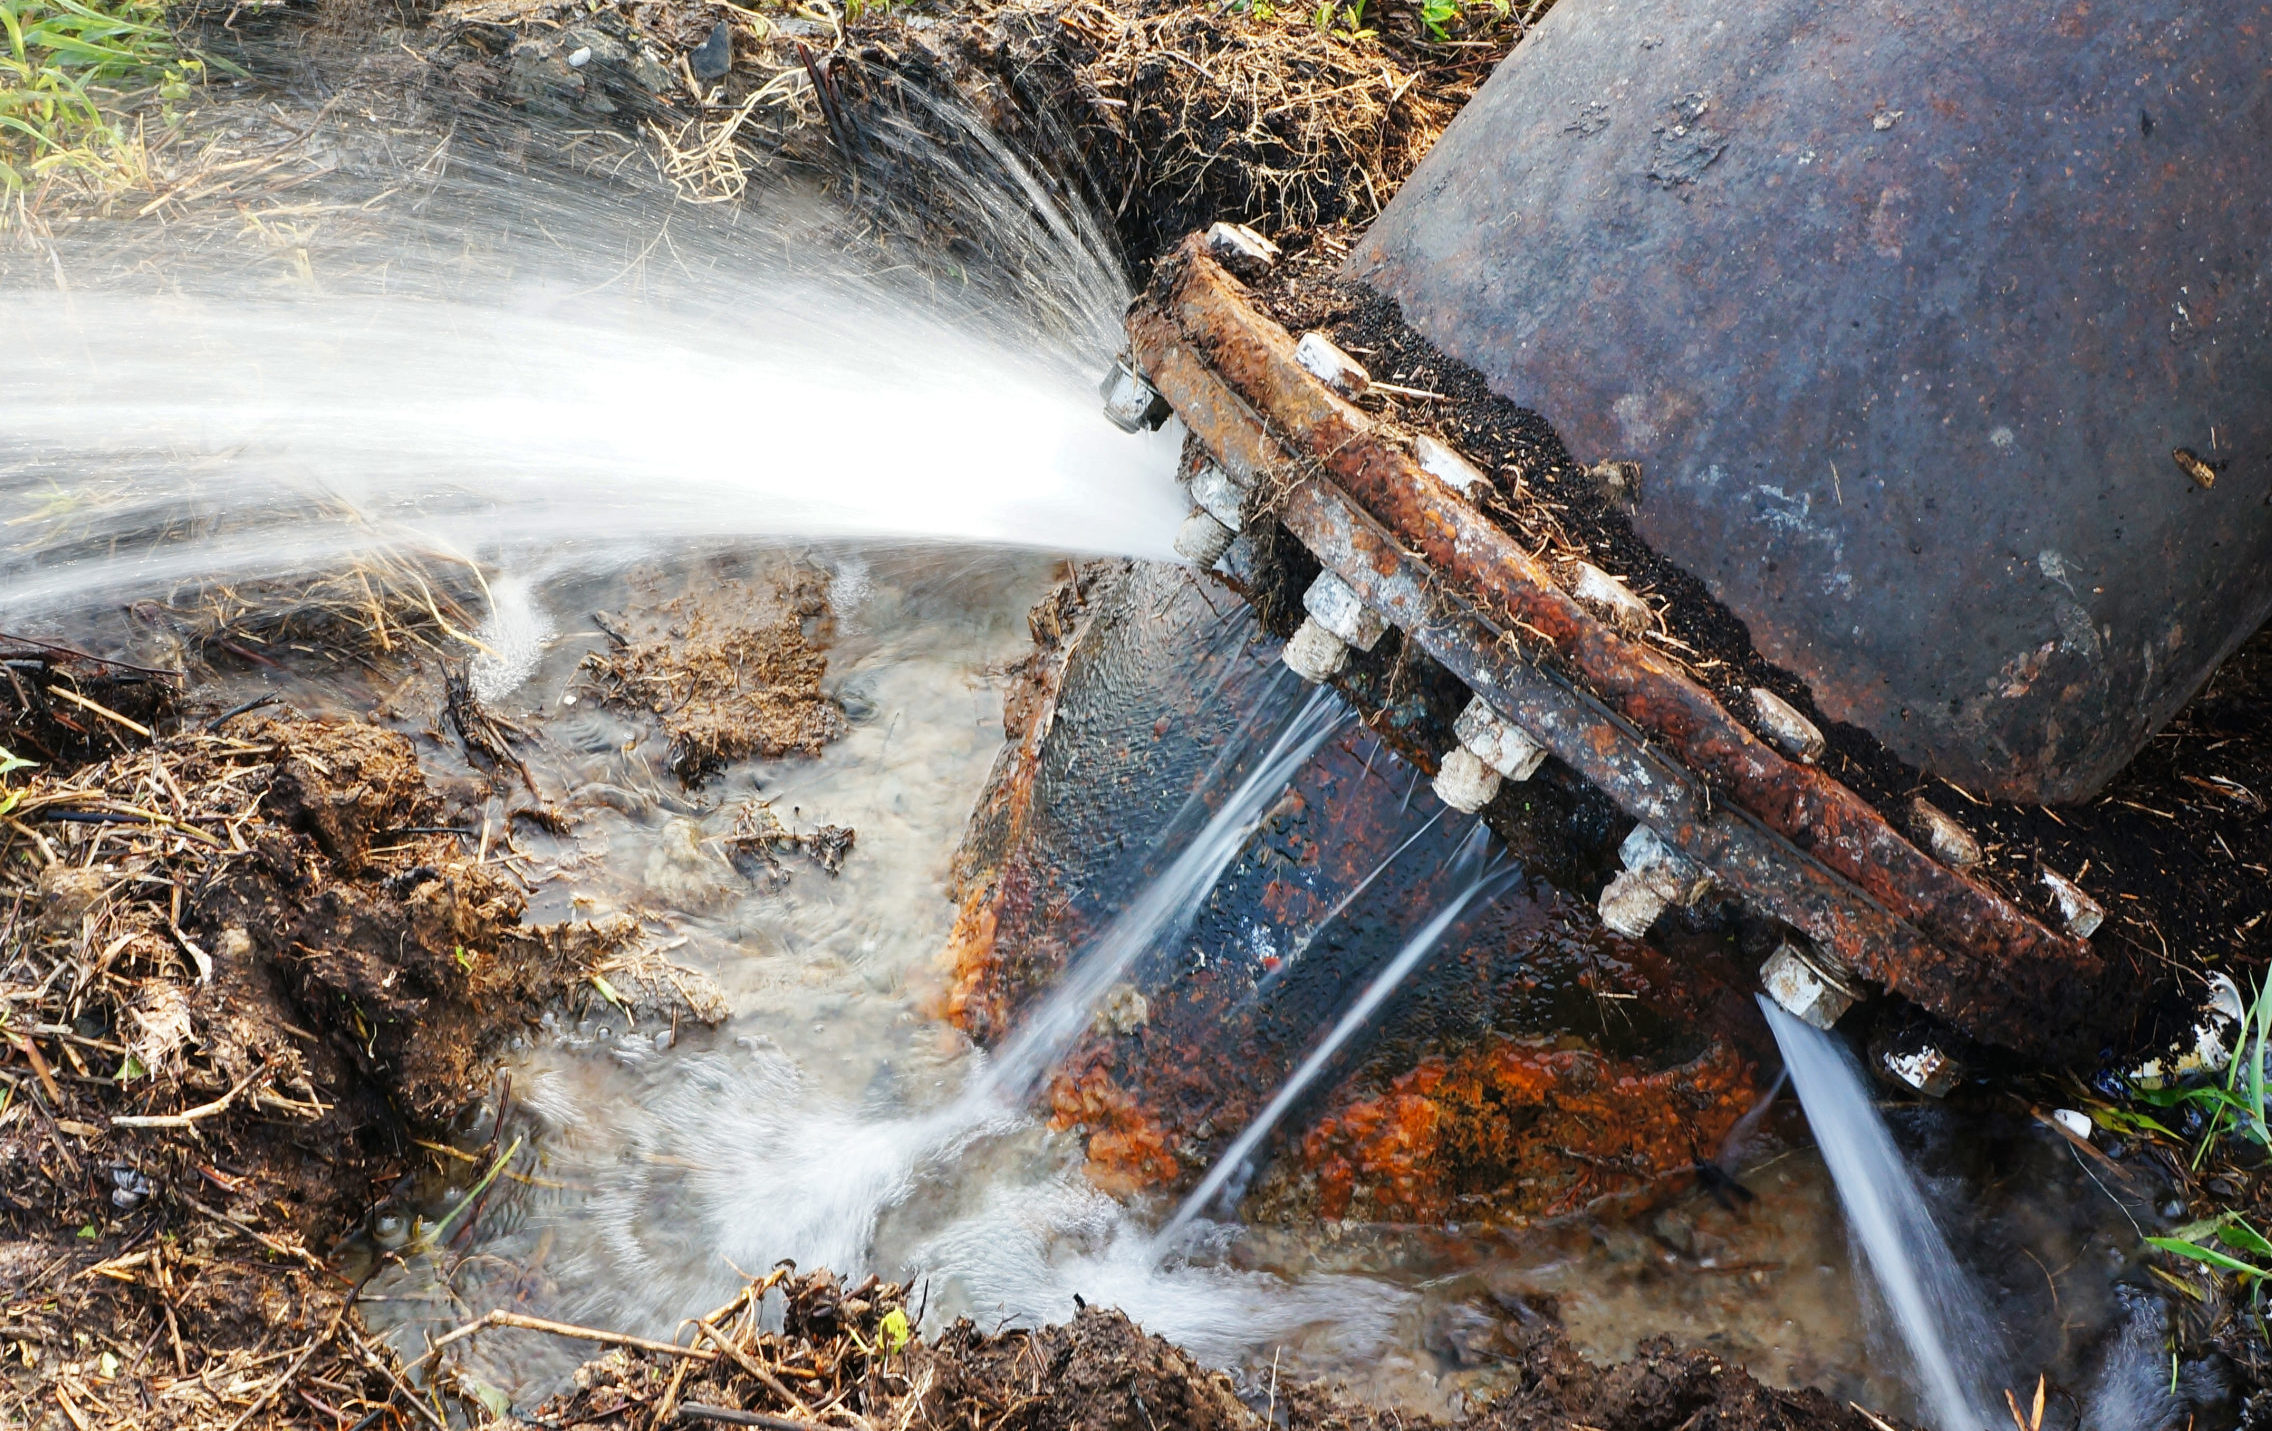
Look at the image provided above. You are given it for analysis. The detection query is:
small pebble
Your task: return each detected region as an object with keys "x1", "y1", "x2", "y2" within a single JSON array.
[{"x1": 567, "y1": 45, "x2": 592, "y2": 67}]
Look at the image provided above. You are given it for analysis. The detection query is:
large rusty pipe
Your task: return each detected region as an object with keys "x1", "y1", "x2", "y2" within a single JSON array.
[{"x1": 1129, "y1": 242, "x2": 2106, "y2": 1055}]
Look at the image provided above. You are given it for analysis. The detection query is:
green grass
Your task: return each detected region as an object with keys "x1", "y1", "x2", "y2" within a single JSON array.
[
  {"x1": 2120, "y1": 976, "x2": 2272, "y2": 1284},
  {"x1": 0, "y1": 0, "x2": 205, "y2": 189}
]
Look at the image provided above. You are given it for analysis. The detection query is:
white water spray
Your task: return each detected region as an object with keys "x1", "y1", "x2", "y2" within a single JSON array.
[
  {"x1": 1159, "y1": 823, "x2": 1500, "y2": 1249},
  {"x1": 1760, "y1": 998, "x2": 2004, "y2": 1431}
]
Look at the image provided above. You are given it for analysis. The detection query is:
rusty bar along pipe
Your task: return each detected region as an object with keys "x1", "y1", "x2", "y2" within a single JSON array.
[
  {"x1": 1131, "y1": 310, "x2": 2086, "y2": 1056},
  {"x1": 1128, "y1": 241, "x2": 2107, "y2": 1055}
]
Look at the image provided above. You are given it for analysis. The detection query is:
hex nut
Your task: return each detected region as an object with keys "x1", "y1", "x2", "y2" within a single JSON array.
[
  {"x1": 1905, "y1": 797, "x2": 1982, "y2": 869},
  {"x1": 1432, "y1": 747, "x2": 1502, "y2": 813},
  {"x1": 1100, "y1": 361, "x2": 1171, "y2": 432},
  {"x1": 1760, "y1": 939, "x2": 1858, "y2": 1030},
  {"x1": 1565, "y1": 561, "x2": 1652, "y2": 636},
  {"x1": 1414, "y1": 433, "x2": 1489, "y2": 498},
  {"x1": 1598, "y1": 824, "x2": 1711, "y2": 938},
  {"x1": 1204, "y1": 221, "x2": 1281, "y2": 275},
  {"x1": 1883, "y1": 1044, "x2": 1961, "y2": 1097},
  {"x1": 2040, "y1": 867, "x2": 2105, "y2": 938},
  {"x1": 1283, "y1": 617, "x2": 1349, "y2": 683},
  {"x1": 1172, "y1": 510, "x2": 1236, "y2": 566},
  {"x1": 1749, "y1": 687, "x2": 1825, "y2": 763},
  {"x1": 1454, "y1": 697, "x2": 1548, "y2": 782},
  {"x1": 1303, "y1": 571, "x2": 1389, "y2": 651},
  {"x1": 1294, "y1": 332, "x2": 1371, "y2": 397},
  {"x1": 1186, "y1": 462, "x2": 1247, "y2": 531}
]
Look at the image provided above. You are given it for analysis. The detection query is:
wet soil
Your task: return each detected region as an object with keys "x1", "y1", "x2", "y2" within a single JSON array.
[
  {"x1": 531, "y1": 1272, "x2": 1886, "y2": 1431},
  {"x1": 0, "y1": 657, "x2": 648, "y2": 1426},
  {"x1": 1238, "y1": 237, "x2": 2272, "y2": 1069}
]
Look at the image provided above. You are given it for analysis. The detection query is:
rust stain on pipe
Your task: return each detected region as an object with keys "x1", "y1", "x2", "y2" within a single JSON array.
[{"x1": 1129, "y1": 239, "x2": 2106, "y2": 1056}]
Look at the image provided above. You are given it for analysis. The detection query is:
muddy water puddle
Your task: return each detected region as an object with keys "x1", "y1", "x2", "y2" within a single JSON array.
[{"x1": 207, "y1": 547, "x2": 2155, "y2": 1420}]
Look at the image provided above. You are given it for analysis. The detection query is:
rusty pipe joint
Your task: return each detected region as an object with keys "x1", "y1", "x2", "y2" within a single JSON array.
[
  {"x1": 1100, "y1": 357, "x2": 1172, "y2": 433},
  {"x1": 1598, "y1": 824, "x2": 1712, "y2": 938},
  {"x1": 1284, "y1": 571, "x2": 1389, "y2": 683},
  {"x1": 1761, "y1": 938, "x2": 1861, "y2": 1030}
]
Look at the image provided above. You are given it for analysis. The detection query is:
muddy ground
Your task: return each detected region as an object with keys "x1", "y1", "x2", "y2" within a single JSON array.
[{"x1": 5, "y1": 0, "x2": 2269, "y2": 1422}]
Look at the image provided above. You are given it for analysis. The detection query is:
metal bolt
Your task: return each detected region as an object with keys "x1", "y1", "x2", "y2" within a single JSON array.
[
  {"x1": 1204, "y1": 221, "x2": 1281, "y2": 270},
  {"x1": 1432, "y1": 747, "x2": 1501, "y2": 812},
  {"x1": 2040, "y1": 866, "x2": 2104, "y2": 938},
  {"x1": 1294, "y1": 332, "x2": 1371, "y2": 397},
  {"x1": 1882, "y1": 1043, "x2": 1961, "y2": 1098},
  {"x1": 1563, "y1": 561, "x2": 1652, "y2": 636},
  {"x1": 1454, "y1": 696, "x2": 1548, "y2": 781},
  {"x1": 1303, "y1": 571, "x2": 1389, "y2": 651},
  {"x1": 1598, "y1": 824, "x2": 1710, "y2": 938},
  {"x1": 1749, "y1": 688, "x2": 1825, "y2": 763},
  {"x1": 1414, "y1": 433, "x2": 1488, "y2": 499},
  {"x1": 1760, "y1": 938, "x2": 1859, "y2": 1030},
  {"x1": 1283, "y1": 618, "x2": 1350, "y2": 683},
  {"x1": 1187, "y1": 461, "x2": 1247, "y2": 532},
  {"x1": 1099, "y1": 359, "x2": 1171, "y2": 432},
  {"x1": 1905, "y1": 797, "x2": 1982, "y2": 869},
  {"x1": 1173, "y1": 510, "x2": 1235, "y2": 566}
]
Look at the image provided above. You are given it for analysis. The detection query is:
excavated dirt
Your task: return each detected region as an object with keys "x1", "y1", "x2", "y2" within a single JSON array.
[
  {"x1": 532, "y1": 1278, "x2": 1885, "y2": 1431},
  {"x1": 0, "y1": 659, "x2": 678, "y2": 1427},
  {"x1": 1240, "y1": 236, "x2": 2272, "y2": 1069},
  {"x1": 584, "y1": 566, "x2": 848, "y2": 787}
]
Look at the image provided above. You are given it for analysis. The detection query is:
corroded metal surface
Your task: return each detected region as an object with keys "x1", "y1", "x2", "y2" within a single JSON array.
[
  {"x1": 950, "y1": 562, "x2": 1761, "y2": 1218},
  {"x1": 1348, "y1": 0, "x2": 2272, "y2": 803},
  {"x1": 1128, "y1": 240, "x2": 2108, "y2": 1059}
]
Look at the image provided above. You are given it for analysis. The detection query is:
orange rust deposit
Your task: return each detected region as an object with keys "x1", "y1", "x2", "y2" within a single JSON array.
[
  {"x1": 1289, "y1": 1039, "x2": 1757, "y2": 1226},
  {"x1": 1050, "y1": 1065, "x2": 1182, "y2": 1196}
]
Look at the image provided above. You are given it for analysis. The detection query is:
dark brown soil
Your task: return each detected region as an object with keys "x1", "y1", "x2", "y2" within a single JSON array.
[
  {"x1": 0, "y1": 676, "x2": 637, "y2": 1427},
  {"x1": 532, "y1": 1283, "x2": 1886, "y2": 1431},
  {"x1": 1241, "y1": 236, "x2": 2272, "y2": 1066}
]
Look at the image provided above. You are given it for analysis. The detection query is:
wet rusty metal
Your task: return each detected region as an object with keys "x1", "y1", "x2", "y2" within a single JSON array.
[
  {"x1": 1128, "y1": 240, "x2": 2107, "y2": 1059},
  {"x1": 1348, "y1": 0, "x2": 2272, "y2": 803},
  {"x1": 950, "y1": 560, "x2": 1765, "y2": 1218}
]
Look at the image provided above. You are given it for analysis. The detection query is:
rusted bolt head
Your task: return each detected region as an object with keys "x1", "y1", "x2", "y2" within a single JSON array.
[
  {"x1": 1294, "y1": 332, "x2": 1371, "y2": 397},
  {"x1": 1749, "y1": 688, "x2": 1825, "y2": 763},
  {"x1": 1204, "y1": 221, "x2": 1281, "y2": 277},
  {"x1": 1099, "y1": 359, "x2": 1171, "y2": 432},
  {"x1": 1432, "y1": 746, "x2": 1502, "y2": 813},
  {"x1": 1905, "y1": 798, "x2": 1982, "y2": 869},
  {"x1": 1455, "y1": 697, "x2": 1548, "y2": 782},
  {"x1": 1303, "y1": 571, "x2": 1389, "y2": 651},
  {"x1": 2039, "y1": 866, "x2": 2104, "y2": 938},
  {"x1": 1564, "y1": 561, "x2": 1652, "y2": 636},
  {"x1": 1882, "y1": 1044, "x2": 1961, "y2": 1097},
  {"x1": 1186, "y1": 462, "x2": 1247, "y2": 532},
  {"x1": 1760, "y1": 940, "x2": 1857, "y2": 1030},
  {"x1": 1414, "y1": 434, "x2": 1489, "y2": 499}
]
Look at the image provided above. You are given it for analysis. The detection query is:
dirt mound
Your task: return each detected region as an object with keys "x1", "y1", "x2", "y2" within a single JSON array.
[
  {"x1": 529, "y1": 1266, "x2": 1881, "y2": 1431},
  {"x1": 584, "y1": 566, "x2": 847, "y2": 786},
  {"x1": 0, "y1": 704, "x2": 648, "y2": 1427}
]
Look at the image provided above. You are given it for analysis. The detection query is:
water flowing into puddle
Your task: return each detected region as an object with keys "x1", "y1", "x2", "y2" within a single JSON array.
[{"x1": 1761, "y1": 999, "x2": 2006, "y2": 1430}]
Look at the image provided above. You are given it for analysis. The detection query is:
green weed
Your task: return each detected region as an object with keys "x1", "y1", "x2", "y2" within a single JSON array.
[{"x1": 0, "y1": 0, "x2": 205, "y2": 189}]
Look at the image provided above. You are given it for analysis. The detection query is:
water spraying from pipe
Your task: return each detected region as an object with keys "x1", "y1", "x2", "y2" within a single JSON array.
[
  {"x1": 979, "y1": 682, "x2": 1351, "y2": 1103},
  {"x1": 1157, "y1": 821, "x2": 1502, "y2": 1250},
  {"x1": 1759, "y1": 997, "x2": 2005, "y2": 1431}
]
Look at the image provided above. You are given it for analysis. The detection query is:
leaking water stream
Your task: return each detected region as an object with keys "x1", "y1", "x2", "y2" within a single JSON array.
[{"x1": 0, "y1": 111, "x2": 2190, "y2": 1429}]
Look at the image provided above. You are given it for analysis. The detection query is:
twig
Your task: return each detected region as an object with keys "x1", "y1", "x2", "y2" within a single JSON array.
[
  {"x1": 0, "y1": 632, "x2": 180, "y2": 678},
  {"x1": 426, "y1": 1309, "x2": 720, "y2": 1362},
  {"x1": 46, "y1": 684, "x2": 154, "y2": 738},
  {"x1": 678, "y1": 1408, "x2": 826, "y2": 1430},
  {"x1": 111, "y1": 1063, "x2": 268, "y2": 1128},
  {"x1": 224, "y1": 1289, "x2": 357, "y2": 1431},
  {"x1": 206, "y1": 693, "x2": 281, "y2": 732}
]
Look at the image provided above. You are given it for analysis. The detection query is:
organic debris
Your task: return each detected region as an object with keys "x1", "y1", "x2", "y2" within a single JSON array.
[
  {"x1": 524, "y1": 1264, "x2": 1885, "y2": 1431},
  {"x1": 583, "y1": 567, "x2": 847, "y2": 786},
  {"x1": 726, "y1": 797, "x2": 856, "y2": 881},
  {"x1": 0, "y1": 691, "x2": 676, "y2": 1426}
]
